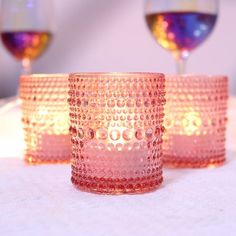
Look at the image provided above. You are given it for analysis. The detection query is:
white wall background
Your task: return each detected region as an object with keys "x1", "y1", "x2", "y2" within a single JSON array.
[{"x1": 0, "y1": 0, "x2": 235, "y2": 98}]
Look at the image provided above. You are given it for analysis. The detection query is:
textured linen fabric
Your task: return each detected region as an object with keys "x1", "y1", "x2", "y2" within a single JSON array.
[{"x1": 0, "y1": 98, "x2": 236, "y2": 236}]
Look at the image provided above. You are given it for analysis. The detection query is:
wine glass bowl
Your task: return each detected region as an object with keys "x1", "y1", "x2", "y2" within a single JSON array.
[
  {"x1": 144, "y1": 0, "x2": 218, "y2": 74},
  {"x1": 0, "y1": 0, "x2": 53, "y2": 75},
  {"x1": 1, "y1": 31, "x2": 52, "y2": 74}
]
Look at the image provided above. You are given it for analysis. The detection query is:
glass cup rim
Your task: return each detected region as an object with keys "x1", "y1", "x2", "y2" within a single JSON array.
[
  {"x1": 69, "y1": 72, "x2": 165, "y2": 78},
  {"x1": 166, "y1": 74, "x2": 228, "y2": 80},
  {"x1": 20, "y1": 73, "x2": 68, "y2": 78}
]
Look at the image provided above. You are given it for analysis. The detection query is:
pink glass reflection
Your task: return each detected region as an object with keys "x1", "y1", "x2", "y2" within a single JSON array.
[
  {"x1": 20, "y1": 74, "x2": 71, "y2": 164},
  {"x1": 163, "y1": 75, "x2": 228, "y2": 168},
  {"x1": 68, "y1": 73, "x2": 165, "y2": 194}
]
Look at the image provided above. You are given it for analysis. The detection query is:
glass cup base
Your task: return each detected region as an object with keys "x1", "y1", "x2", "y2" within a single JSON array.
[{"x1": 71, "y1": 175, "x2": 163, "y2": 195}]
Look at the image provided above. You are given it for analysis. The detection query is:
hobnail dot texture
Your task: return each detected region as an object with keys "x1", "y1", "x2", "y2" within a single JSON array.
[
  {"x1": 20, "y1": 74, "x2": 71, "y2": 164},
  {"x1": 68, "y1": 73, "x2": 165, "y2": 194},
  {"x1": 163, "y1": 75, "x2": 228, "y2": 168}
]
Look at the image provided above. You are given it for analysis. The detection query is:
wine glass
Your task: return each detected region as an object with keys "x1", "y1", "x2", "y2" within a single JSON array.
[
  {"x1": 144, "y1": 0, "x2": 218, "y2": 74},
  {"x1": 1, "y1": 0, "x2": 53, "y2": 75},
  {"x1": 0, "y1": 0, "x2": 54, "y2": 113}
]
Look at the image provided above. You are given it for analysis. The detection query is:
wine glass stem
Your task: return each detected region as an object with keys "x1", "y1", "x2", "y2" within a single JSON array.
[
  {"x1": 176, "y1": 58, "x2": 186, "y2": 75},
  {"x1": 22, "y1": 58, "x2": 32, "y2": 75}
]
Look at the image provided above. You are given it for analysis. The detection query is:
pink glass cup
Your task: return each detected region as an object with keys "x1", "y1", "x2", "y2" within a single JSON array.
[
  {"x1": 20, "y1": 74, "x2": 71, "y2": 164},
  {"x1": 163, "y1": 75, "x2": 228, "y2": 168},
  {"x1": 68, "y1": 72, "x2": 165, "y2": 194}
]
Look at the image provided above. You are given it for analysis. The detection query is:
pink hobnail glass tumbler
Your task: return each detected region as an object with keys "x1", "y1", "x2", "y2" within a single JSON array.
[
  {"x1": 68, "y1": 72, "x2": 166, "y2": 194},
  {"x1": 20, "y1": 74, "x2": 71, "y2": 164},
  {"x1": 163, "y1": 75, "x2": 228, "y2": 168}
]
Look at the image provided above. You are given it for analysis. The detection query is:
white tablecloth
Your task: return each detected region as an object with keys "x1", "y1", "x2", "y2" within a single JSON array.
[{"x1": 0, "y1": 98, "x2": 236, "y2": 236}]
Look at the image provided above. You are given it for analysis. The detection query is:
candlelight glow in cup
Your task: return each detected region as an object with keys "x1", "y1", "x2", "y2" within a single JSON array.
[
  {"x1": 68, "y1": 73, "x2": 165, "y2": 194},
  {"x1": 163, "y1": 75, "x2": 228, "y2": 168},
  {"x1": 20, "y1": 74, "x2": 71, "y2": 164}
]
